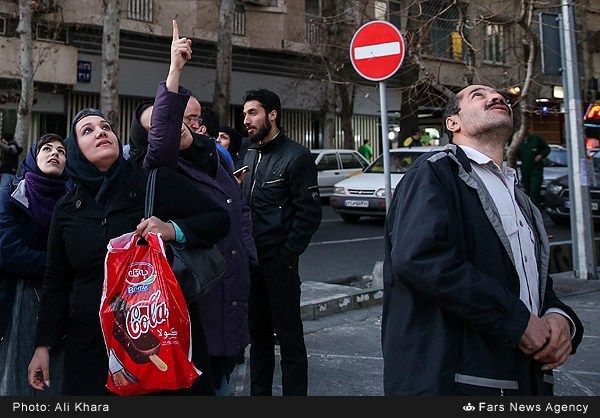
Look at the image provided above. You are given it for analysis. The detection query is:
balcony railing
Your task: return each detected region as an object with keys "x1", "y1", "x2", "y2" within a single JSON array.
[
  {"x1": 233, "y1": 7, "x2": 245, "y2": 36},
  {"x1": 305, "y1": 15, "x2": 322, "y2": 45},
  {"x1": 128, "y1": 0, "x2": 153, "y2": 23}
]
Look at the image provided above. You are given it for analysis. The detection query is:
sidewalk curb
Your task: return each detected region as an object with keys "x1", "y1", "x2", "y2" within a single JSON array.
[
  {"x1": 299, "y1": 273, "x2": 600, "y2": 322},
  {"x1": 301, "y1": 286, "x2": 383, "y2": 321}
]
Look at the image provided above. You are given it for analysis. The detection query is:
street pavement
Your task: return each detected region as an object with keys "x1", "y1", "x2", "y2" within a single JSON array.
[
  {"x1": 299, "y1": 203, "x2": 579, "y2": 285},
  {"x1": 229, "y1": 273, "x2": 600, "y2": 396}
]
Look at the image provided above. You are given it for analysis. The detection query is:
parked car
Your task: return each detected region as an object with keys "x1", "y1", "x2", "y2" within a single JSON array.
[
  {"x1": 541, "y1": 144, "x2": 569, "y2": 196},
  {"x1": 544, "y1": 149, "x2": 600, "y2": 225},
  {"x1": 330, "y1": 147, "x2": 438, "y2": 222},
  {"x1": 311, "y1": 149, "x2": 369, "y2": 198}
]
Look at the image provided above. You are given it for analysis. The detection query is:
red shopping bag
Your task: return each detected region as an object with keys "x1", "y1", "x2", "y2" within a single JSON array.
[{"x1": 99, "y1": 232, "x2": 201, "y2": 395}]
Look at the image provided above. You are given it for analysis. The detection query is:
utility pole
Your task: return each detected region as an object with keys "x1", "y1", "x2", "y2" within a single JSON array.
[{"x1": 559, "y1": 0, "x2": 598, "y2": 279}]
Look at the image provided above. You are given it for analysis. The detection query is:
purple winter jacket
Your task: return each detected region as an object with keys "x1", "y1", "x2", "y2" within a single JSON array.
[{"x1": 144, "y1": 81, "x2": 256, "y2": 357}]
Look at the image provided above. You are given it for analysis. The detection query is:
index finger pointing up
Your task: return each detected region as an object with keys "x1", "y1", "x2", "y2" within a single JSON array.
[{"x1": 172, "y1": 19, "x2": 179, "y2": 41}]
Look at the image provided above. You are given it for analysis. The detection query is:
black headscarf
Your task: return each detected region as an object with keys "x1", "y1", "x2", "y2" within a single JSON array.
[
  {"x1": 65, "y1": 108, "x2": 126, "y2": 210},
  {"x1": 218, "y1": 125, "x2": 242, "y2": 160}
]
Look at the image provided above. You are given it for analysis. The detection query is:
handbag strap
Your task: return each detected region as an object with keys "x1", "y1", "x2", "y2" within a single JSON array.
[{"x1": 144, "y1": 168, "x2": 157, "y2": 219}]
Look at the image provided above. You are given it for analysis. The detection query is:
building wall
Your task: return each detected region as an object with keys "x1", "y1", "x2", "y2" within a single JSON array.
[
  {"x1": 3, "y1": 0, "x2": 597, "y2": 153},
  {"x1": 0, "y1": 38, "x2": 78, "y2": 85},
  {"x1": 71, "y1": 52, "x2": 400, "y2": 114}
]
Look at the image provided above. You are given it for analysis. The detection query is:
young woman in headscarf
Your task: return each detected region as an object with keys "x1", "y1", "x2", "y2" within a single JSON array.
[
  {"x1": 142, "y1": 20, "x2": 256, "y2": 395},
  {"x1": 217, "y1": 125, "x2": 244, "y2": 171},
  {"x1": 26, "y1": 107, "x2": 230, "y2": 396},
  {"x1": 0, "y1": 134, "x2": 68, "y2": 395}
]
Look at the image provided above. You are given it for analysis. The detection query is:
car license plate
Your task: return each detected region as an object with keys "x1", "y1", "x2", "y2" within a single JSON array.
[
  {"x1": 345, "y1": 200, "x2": 369, "y2": 208},
  {"x1": 565, "y1": 200, "x2": 598, "y2": 210}
]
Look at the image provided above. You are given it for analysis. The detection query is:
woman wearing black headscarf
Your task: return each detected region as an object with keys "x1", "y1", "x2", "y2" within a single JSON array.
[
  {"x1": 0, "y1": 134, "x2": 68, "y2": 395},
  {"x1": 27, "y1": 109, "x2": 229, "y2": 395},
  {"x1": 217, "y1": 125, "x2": 244, "y2": 170}
]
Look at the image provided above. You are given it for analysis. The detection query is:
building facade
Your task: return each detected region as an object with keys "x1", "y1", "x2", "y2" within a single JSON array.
[{"x1": 0, "y1": 0, "x2": 598, "y2": 155}]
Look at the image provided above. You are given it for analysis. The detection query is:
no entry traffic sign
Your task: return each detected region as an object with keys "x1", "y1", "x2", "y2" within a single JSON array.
[{"x1": 350, "y1": 21, "x2": 405, "y2": 82}]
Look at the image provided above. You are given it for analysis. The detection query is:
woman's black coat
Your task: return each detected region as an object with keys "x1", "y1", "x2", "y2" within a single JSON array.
[{"x1": 35, "y1": 162, "x2": 230, "y2": 395}]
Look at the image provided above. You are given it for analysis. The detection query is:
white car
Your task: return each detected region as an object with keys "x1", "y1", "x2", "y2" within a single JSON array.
[
  {"x1": 311, "y1": 149, "x2": 369, "y2": 198},
  {"x1": 330, "y1": 147, "x2": 439, "y2": 222}
]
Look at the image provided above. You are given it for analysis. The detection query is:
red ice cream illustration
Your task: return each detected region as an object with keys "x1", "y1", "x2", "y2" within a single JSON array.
[{"x1": 110, "y1": 295, "x2": 167, "y2": 371}]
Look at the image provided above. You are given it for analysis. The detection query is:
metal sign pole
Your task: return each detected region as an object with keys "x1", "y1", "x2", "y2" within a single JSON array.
[
  {"x1": 379, "y1": 81, "x2": 392, "y2": 211},
  {"x1": 559, "y1": 1, "x2": 598, "y2": 279}
]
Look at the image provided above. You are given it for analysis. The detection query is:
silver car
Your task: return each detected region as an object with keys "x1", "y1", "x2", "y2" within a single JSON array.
[
  {"x1": 330, "y1": 147, "x2": 438, "y2": 222},
  {"x1": 311, "y1": 149, "x2": 369, "y2": 198}
]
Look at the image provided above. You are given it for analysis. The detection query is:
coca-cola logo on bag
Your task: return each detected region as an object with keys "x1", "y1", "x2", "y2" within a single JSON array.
[
  {"x1": 126, "y1": 290, "x2": 169, "y2": 339},
  {"x1": 126, "y1": 262, "x2": 157, "y2": 294}
]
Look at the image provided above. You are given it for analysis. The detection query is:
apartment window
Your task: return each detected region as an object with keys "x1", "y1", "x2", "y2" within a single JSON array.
[
  {"x1": 484, "y1": 24, "x2": 506, "y2": 64},
  {"x1": 374, "y1": 1, "x2": 387, "y2": 20},
  {"x1": 128, "y1": 0, "x2": 153, "y2": 23},
  {"x1": 244, "y1": 0, "x2": 278, "y2": 6},
  {"x1": 305, "y1": 0, "x2": 322, "y2": 44},
  {"x1": 233, "y1": 1, "x2": 246, "y2": 36},
  {"x1": 389, "y1": 0, "x2": 402, "y2": 29},
  {"x1": 422, "y1": 1, "x2": 468, "y2": 62},
  {"x1": 305, "y1": 0, "x2": 320, "y2": 16},
  {"x1": 0, "y1": 15, "x2": 18, "y2": 37},
  {"x1": 35, "y1": 21, "x2": 67, "y2": 43}
]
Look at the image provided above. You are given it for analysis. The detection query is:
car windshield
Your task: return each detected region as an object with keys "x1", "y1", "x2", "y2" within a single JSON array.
[
  {"x1": 366, "y1": 152, "x2": 425, "y2": 174},
  {"x1": 545, "y1": 149, "x2": 568, "y2": 167},
  {"x1": 311, "y1": 153, "x2": 319, "y2": 162}
]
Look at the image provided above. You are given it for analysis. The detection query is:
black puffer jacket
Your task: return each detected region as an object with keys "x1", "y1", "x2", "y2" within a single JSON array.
[{"x1": 242, "y1": 132, "x2": 321, "y2": 262}]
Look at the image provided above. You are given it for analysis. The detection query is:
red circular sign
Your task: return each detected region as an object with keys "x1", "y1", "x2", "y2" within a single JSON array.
[{"x1": 350, "y1": 21, "x2": 405, "y2": 82}]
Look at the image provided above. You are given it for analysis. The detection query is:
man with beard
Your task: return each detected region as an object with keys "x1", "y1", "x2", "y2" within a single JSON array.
[
  {"x1": 241, "y1": 89, "x2": 321, "y2": 396},
  {"x1": 382, "y1": 85, "x2": 583, "y2": 395}
]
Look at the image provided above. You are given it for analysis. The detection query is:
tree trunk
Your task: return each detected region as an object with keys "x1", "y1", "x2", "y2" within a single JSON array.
[
  {"x1": 322, "y1": 82, "x2": 337, "y2": 148},
  {"x1": 338, "y1": 82, "x2": 355, "y2": 150},
  {"x1": 212, "y1": 0, "x2": 235, "y2": 125},
  {"x1": 319, "y1": 0, "x2": 339, "y2": 149},
  {"x1": 507, "y1": 0, "x2": 537, "y2": 168},
  {"x1": 14, "y1": 0, "x2": 34, "y2": 148},
  {"x1": 101, "y1": 0, "x2": 121, "y2": 131}
]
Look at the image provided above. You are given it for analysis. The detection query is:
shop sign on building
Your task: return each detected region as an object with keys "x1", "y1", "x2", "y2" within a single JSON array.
[{"x1": 77, "y1": 60, "x2": 92, "y2": 83}]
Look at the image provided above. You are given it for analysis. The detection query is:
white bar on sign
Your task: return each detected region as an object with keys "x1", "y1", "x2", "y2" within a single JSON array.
[{"x1": 354, "y1": 41, "x2": 400, "y2": 60}]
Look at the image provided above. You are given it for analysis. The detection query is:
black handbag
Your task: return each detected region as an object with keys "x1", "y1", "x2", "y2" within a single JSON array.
[{"x1": 145, "y1": 168, "x2": 227, "y2": 303}]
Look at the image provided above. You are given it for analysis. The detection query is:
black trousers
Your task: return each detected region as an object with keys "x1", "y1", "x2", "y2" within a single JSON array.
[{"x1": 249, "y1": 257, "x2": 307, "y2": 396}]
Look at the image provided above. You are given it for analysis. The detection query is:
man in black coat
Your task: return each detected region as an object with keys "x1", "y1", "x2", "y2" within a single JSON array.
[
  {"x1": 382, "y1": 85, "x2": 583, "y2": 395},
  {"x1": 241, "y1": 89, "x2": 321, "y2": 396}
]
